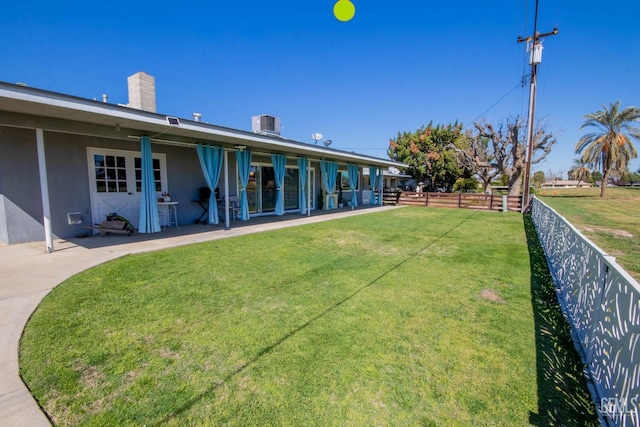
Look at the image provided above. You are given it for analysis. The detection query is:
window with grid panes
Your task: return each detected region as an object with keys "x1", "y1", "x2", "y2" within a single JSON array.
[{"x1": 134, "y1": 157, "x2": 162, "y2": 192}]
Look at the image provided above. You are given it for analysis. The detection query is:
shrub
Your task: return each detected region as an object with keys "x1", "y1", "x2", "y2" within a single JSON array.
[{"x1": 453, "y1": 177, "x2": 479, "y2": 192}]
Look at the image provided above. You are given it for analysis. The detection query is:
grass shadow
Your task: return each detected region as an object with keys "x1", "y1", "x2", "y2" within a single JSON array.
[
  {"x1": 151, "y1": 212, "x2": 479, "y2": 425},
  {"x1": 524, "y1": 215, "x2": 599, "y2": 426}
]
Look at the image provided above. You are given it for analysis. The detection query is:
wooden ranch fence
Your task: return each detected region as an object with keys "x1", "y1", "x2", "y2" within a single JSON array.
[{"x1": 384, "y1": 191, "x2": 522, "y2": 212}]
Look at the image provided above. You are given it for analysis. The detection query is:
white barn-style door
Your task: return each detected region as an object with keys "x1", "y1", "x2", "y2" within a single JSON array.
[{"x1": 87, "y1": 147, "x2": 167, "y2": 228}]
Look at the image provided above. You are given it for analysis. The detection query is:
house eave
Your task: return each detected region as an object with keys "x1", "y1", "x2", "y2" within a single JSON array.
[{"x1": 0, "y1": 81, "x2": 405, "y2": 168}]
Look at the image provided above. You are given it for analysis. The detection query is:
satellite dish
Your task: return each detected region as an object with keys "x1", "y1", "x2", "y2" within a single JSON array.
[
  {"x1": 312, "y1": 133, "x2": 323, "y2": 144},
  {"x1": 323, "y1": 139, "x2": 333, "y2": 147}
]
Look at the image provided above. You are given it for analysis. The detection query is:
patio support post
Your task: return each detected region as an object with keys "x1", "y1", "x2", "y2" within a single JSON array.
[
  {"x1": 36, "y1": 128, "x2": 53, "y2": 253},
  {"x1": 307, "y1": 159, "x2": 311, "y2": 217},
  {"x1": 378, "y1": 168, "x2": 384, "y2": 206},
  {"x1": 224, "y1": 149, "x2": 230, "y2": 230}
]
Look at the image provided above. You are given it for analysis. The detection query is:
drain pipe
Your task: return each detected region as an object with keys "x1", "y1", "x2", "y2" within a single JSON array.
[{"x1": 36, "y1": 129, "x2": 53, "y2": 253}]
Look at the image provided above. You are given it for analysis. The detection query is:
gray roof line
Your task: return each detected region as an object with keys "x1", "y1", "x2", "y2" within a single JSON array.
[{"x1": 0, "y1": 81, "x2": 406, "y2": 168}]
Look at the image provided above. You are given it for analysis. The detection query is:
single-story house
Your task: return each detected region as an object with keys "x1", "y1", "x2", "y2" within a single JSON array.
[
  {"x1": 0, "y1": 72, "x2": 404, "y2": 251},
  {"x1": 541, "y1": 180, "x2": 592, "y2": 189},
  {"x1": 363, "y1": 166, "x2": 413, "y2": 191}
]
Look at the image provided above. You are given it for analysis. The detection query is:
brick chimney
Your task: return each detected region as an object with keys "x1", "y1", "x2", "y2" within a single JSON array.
[{"x1": 127, "y1": 71, "x2": 156, "y2": 113}]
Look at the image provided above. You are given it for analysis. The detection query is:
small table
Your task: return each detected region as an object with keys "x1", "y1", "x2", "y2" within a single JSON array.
[{"x1": 158, "y1": 201, "x2": 179, "y2": 229}]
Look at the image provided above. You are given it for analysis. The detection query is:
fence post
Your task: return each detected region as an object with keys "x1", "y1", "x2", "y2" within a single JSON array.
[
  {"x1": 458, "y1": 192, "x2": 462, "y2": 208},
  {"x1": 502, "y1": 195, "x2": 508, "y2": 212},
  {"x1": 425, "y1": 192, "x2": 429, "y2": 207},
  {"x1": 489, "y1": 193, "x2": 494, "y2": 211}
]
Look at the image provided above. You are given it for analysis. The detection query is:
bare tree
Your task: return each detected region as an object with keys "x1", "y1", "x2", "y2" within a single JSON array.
[
  {"x1": 546, "y1": 168, "x2": 565, "y2": 187},
  {"x1": 473, "y1": 117, "x2": 555, "y2": 196},
  {"x1": 446, "y1": 131, "x2": 499, "y2": 193}
]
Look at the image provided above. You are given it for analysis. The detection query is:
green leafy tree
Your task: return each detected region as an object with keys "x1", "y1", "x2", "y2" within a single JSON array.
[
  {"x1": 575, "y1": 101, "x2": 640, "y2": 197},
  {"x1": 388, "y1": 122, "x2": 472, "y2": 191},
  {"x1": 532, "y1": 171, "x2": 546, "y2": 188},
  {"x1": 591, "y1": 170, "x2": 603, "y2": 183},
  {"x1": 619, "y1": 170, "x2": 640, "y2": 184}
]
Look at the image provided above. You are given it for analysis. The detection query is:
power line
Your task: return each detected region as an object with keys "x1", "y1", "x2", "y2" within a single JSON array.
[{"x1": 472, "y1": 81, "x2": 523, "y2": 123}]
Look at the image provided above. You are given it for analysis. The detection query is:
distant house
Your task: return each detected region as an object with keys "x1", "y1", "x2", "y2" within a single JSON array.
[
  {"x1": 0, "y1": 72, "x2": 404, "y2": 248},
  {"x1": 363, "y1": 166, "x2": 413, "y2": 190},
  {"x1": 541, "y1": 180, "x2": 592, "y2": 188}
]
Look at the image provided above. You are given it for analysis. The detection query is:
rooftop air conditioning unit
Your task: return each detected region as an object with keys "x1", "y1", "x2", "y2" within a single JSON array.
[{"x1": 252, "y1": 115, "x2": 281, "y2": 136}]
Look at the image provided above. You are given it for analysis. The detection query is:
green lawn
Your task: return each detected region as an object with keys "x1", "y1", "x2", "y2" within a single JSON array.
[
  {"x1": 538, "y1": 186, "x2": 640, "y2": 281},
  {"x1": 20, "y1": 208, "x2": 597, "y2": 426}
]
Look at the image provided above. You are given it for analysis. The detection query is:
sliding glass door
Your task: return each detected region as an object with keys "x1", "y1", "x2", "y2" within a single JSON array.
[
  {"x1": 284, "y1": 168, "x2": 299, "y2": 210},
  {"x1": 241, "y1": 164, "x2": 312, "y2": 214},
  {"x1": 261, "y1": 166, "x2": 277, "y2": 213},
  {"x1": 247, "y1": 166, "x2": 258, "y2": 214}
]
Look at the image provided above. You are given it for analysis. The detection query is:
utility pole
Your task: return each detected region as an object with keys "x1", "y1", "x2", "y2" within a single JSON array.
[{"x1": 518, "y1": 0, "x2": 557, "y2": 212}]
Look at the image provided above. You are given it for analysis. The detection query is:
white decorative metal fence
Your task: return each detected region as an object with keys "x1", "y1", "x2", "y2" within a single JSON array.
[{"x1": 530, "y1": 197, "x2": 640, "y2": 427}]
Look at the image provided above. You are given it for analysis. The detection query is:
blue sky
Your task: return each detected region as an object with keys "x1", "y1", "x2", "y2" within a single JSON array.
[{"x1": 2, "y1": 0, "x2": 639, "y2": 175}]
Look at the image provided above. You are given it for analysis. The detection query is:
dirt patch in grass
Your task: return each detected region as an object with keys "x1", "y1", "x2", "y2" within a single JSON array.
[
  {"x1": 479, "y1": 289, "x2": 505, "y2": 303},
  {"x1": 581, "y1": 226, "x2": 633, "y2": 238}
]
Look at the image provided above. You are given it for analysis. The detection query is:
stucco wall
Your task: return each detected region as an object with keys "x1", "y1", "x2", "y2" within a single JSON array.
[
  {"x1": 0, "y1": 127, "x2": 45, "y2": 244},
  {"x1": 161, "y1": 143, "x2": 229, "y2": 224},
  {"x1": 44, "y1": 134, "x2": 216, "y2": 238},
  {"x1": 0, "y1": 127, "x2": 220, "y2": 243},
  {"x1": 44, "y1": 132, "x2": 97, "y2": 240},
  {"x1": 0, "y1": 125, "x2": 361, "y2": 244}
]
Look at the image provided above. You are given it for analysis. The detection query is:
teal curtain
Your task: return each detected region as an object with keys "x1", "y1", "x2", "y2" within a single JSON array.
[
  {"x1": 297, "y1": 157, "x2": 308, "y2": 214},
  {"x1": 320, "y1": 160, "x2": 338, "y2": 209},
  {"x1": 138, "y1": 136, "x2": 160, "y2": 233},
  {"x1": 271, "y1": 153, "x2": 286, "y2": 215},
  {"x1": 347, "y1": 163, "x2": 358, "y2": 209},
  {"x1": 196, "y1": 144, "x2": 224, "y2": 224},
  {"x1": 236, "y1": 149, "x2": 252, "y2": 220},
  {"x1": 369, "y1": 166, "x2": 378, "y2": 205}
]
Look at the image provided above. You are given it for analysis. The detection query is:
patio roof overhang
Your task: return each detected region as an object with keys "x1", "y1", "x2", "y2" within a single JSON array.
[{"x1": 0, "y1": 81, "x2": 405, "y2": 168}]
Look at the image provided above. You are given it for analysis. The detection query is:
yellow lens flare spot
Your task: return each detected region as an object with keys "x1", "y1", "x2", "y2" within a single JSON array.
[{"x1": 333, "y1": 0, "x2": 355, "y2": 22}]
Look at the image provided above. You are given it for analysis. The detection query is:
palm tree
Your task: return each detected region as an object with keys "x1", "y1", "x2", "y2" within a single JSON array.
[
  {"x1": 575, "y1": 101, "x2": 640, "y2": 197},
  {"x1": 568, "y1": 158, "x2": 590, "y2": 187}
]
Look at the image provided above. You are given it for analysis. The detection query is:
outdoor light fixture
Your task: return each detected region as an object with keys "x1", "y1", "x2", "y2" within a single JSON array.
[{"x1": 166, "y1": 116, "x2": 180, "y2": 126}]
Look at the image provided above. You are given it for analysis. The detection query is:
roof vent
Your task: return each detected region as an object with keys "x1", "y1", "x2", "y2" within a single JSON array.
[
  {"x1": 193, "y1": 112, "x2": 202, "y2": 122},
  {"x1": 252, "y1": 115, "x2": 281, "y2": 136}
]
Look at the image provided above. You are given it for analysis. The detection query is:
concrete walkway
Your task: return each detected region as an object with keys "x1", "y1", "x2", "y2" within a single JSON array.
[{"x1": 0, "y1": 206, "x2": 397, "y2": 426}]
